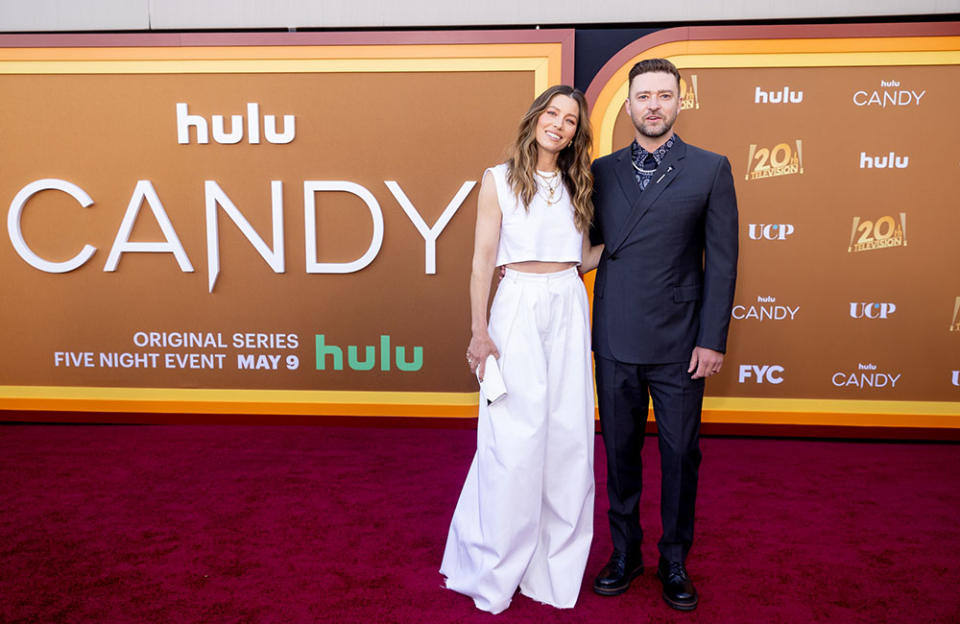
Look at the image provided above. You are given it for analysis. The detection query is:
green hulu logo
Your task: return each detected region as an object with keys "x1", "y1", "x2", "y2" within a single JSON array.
[{"x1": 315, "y1": 334, "x2": 423, "y2": 371}]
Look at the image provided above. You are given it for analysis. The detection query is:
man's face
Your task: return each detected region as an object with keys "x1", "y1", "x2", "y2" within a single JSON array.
[{"x1": 625, "y1": 71, "x2": 680, "y2": 140}]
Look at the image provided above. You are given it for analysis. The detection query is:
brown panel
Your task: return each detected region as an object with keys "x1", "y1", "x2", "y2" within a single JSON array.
[{"x1": 0, "y1": 69, "x2": 535, "y2": 392}]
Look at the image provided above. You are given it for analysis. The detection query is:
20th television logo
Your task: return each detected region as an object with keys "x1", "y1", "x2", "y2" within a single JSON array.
[
  {"x1": 745, "y1": 140, "x2": 803, "y2": 181},
  {"x1": 680, "y1": 75, "x2": 699, "y2": 110},
  {"x1": 848, "y1": 213, "x2": 907, "y2": 253}
]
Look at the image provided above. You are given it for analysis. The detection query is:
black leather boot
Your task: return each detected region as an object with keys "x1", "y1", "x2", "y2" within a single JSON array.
[
  {"x1": 593, "y1": 547, "x2": 643, "y2": 596},
  {"x1": 657, "y1": 557, "x2": 698, "y2": 611}
]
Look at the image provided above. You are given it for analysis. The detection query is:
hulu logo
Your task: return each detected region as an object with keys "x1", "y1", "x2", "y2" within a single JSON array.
[{"x1": 315, "y1": 334, "x2": 423, "y2": 371}]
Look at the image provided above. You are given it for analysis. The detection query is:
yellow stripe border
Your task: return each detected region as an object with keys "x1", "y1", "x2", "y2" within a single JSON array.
[
  {"x1": 1, "y1": 386, "x2": 958, "y2": 428},
  {"x1": 0, "y1": 43, "x2": 563, "y2": 96}
]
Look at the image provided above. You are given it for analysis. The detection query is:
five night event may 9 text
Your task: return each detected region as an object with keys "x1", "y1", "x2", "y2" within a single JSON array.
[
  {"x1": 52, "y1": 331, "x2": 425, "y2": 372},
  {"x1": 53, "y1": 331, "x2": 300, "y2": 371}
]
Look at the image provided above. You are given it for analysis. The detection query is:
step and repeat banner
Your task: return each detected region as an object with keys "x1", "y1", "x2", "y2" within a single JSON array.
[
  {"x1": 0, "y1": 24, "x2": 957, "y2": 431},
  {"x1": 586, "y1": 23, "x2": 960, "y2": 430}
]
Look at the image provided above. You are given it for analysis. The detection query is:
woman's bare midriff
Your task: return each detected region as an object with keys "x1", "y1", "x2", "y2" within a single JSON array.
[{"x1": 505, "y1": 260, "x2": 578, "y2": 274}]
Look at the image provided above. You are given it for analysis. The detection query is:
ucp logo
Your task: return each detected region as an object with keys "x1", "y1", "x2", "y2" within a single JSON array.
[
  {"x1": 850, "y1": 303, "x2": 896, "y2": 319},
  {"x1": 748, "y1": 224, "x2": 794, "y2": 240}
]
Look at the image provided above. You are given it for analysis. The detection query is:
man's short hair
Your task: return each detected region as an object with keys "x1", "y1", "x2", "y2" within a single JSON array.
[{"x1": 628, "y1": 58, "x2": 681, "y2": 90}]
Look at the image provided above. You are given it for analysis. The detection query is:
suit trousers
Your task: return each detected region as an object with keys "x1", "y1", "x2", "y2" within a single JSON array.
[
  {"x1": 441, "y1": 268, "x2": 595, "y2": 614},
  {"x1": 595, "y1": 355, "x2": 704, "y2": 563}
]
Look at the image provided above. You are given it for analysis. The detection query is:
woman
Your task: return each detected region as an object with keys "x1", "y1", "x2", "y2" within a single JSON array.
[{"x1": 440, "y1": 85, "x2": 603, "y2": 614}]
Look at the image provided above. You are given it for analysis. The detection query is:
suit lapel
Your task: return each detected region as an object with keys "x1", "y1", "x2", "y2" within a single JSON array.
[
  {"x1": 607, "y1": 137, "x2": 687, "y2": 255},
  {"x1": 613, "y1": 147, "x2": 640, "y2": 216}
]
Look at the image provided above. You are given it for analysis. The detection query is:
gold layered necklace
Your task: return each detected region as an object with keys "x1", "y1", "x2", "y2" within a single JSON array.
[{"x1": 535, "y1": 170, "x2": 563, "y2": 205}]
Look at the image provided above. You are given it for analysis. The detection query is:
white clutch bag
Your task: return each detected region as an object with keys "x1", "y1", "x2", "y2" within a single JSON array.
[{"x1": 477, "y1": 354, "x2": 507, "y2": 404}]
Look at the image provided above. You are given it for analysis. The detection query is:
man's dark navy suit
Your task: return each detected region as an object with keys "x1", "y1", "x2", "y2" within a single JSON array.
[{"x1": 590, "y1": 135, "x2": 738, "y2": 563}]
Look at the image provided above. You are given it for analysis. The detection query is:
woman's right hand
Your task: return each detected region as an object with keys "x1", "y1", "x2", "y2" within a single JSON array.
[
  {"x1": 466, "y1": 331, "x2": 500, "y2": 381},
  {"x1": 466, "y1": 170, "x2": 502, "y2": 382}
]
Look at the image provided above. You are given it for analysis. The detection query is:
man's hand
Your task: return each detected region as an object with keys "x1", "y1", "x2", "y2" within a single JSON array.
[{"x1": 688, "y1": 346, "x2": 724, "y2": 379}]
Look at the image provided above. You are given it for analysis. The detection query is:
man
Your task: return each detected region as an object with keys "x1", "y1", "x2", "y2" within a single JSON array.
[{"x1": 589, "y1": 58, "x2": 738, "y2": 611}]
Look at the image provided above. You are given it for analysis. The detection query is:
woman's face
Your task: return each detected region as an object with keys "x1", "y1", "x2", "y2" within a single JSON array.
[{"x1": 534, "y1": 94, "x2": 579, "y2": 158}]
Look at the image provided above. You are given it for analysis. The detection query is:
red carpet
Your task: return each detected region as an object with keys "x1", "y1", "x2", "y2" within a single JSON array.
[{"x1": 1, "y1": 424, "x2": 958, "y2": 623}]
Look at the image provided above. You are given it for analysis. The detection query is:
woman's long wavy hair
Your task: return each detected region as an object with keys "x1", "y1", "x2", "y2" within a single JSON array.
[{"x1": 504, "y1": 85, "x2": 594, "y2": 232}]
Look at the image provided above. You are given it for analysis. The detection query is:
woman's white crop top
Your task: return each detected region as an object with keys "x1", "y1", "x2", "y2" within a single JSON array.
[{"x1": 487, "y1": 163, "x2": 582, "y2": 267}]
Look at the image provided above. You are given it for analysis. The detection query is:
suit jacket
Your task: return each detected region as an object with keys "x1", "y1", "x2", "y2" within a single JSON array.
[{"x1": 591, "y1": 136, "x2": 738, "y2": 364}]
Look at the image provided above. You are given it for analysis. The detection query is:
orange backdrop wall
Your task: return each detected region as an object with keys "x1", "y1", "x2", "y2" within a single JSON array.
[{"x1": 1, "y1": 24, "x2": 957, "y2": 432}]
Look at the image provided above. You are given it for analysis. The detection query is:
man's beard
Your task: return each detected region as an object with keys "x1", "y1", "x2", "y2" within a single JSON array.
[
  {"x1": 637, "y1": 114, "x2": 676, "y2": 138},
  {"x1": 631, "y1": 111, "x2": 679, "y2": 139}
]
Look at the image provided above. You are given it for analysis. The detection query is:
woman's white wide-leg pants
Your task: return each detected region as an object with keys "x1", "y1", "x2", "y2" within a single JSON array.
[{"x1": 441, "y1": 267, "x2": 595, "y2": 614}]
